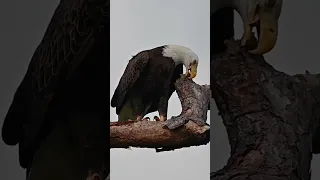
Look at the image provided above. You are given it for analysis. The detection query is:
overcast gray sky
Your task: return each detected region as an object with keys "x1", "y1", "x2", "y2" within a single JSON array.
[
  {"x1": 110, "y1": 0, "x2": 210, "y2": 180},
  {"x1": 210, "y1": 1, "x2": 320, "y2": 179}
]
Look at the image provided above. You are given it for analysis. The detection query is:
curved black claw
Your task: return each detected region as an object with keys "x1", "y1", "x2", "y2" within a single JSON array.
[
  {"x1": 153, "y1": 116, "x2": 160, "y2": 121},
  {"x1": 142, "y1": 117, "x2": 150, "y2": 121}
]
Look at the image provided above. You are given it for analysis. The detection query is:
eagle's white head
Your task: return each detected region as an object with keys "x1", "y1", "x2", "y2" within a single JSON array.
[{"x1": 162, "y1": 45, "x2": 199, "y2": 79}]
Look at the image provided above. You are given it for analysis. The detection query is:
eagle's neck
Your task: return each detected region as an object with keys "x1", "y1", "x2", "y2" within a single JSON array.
[{"x1": 162, "y1": 45, "x2": 196, "y2": 67}]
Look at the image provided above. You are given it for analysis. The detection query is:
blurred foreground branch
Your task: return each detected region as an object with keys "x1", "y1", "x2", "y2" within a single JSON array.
[{"x1": 210, "y1": 39, "x2": 320, "y2": 180}]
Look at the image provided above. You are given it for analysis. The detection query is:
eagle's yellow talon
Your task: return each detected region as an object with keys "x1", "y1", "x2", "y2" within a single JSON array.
[
  {"x1": 142, "y1": 117, "x2": 150, "y2": 121},
  {"x1": 159, "y1": 115, "x2": 167, "y2": 122}
]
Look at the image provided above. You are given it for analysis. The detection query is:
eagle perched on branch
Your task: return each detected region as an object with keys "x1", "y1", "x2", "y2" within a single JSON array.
[
  {"x1": 111, "y1": 45, "x2": 199, "y2": 122},
  {"x1": 2, "y1": 0, "x2": 110, "y2": 179}
]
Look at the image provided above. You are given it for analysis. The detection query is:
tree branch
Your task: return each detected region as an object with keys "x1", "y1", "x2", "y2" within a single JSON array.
[
  {"x1": 210, "y1": 39, "x2": 320, "y2": 180},
  {"x1": 110, "y1": 121, "x2": 209, "y2": 151},
  {"x1": 110, "y1": 75, "x2": 210, "y2": 151}
]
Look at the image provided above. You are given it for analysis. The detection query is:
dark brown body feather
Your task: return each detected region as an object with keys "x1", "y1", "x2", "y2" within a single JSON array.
[
  {"x1": 111, "y1": 46, "x2": 183, "y2": 118},
  {"x1": 2, "y1": 0, "x2": 110, "y2": 171}
]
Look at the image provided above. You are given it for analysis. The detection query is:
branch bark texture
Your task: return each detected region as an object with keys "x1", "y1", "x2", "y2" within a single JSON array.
[
  {"x1": 164, "y1": 75, "x2": 210, "y2": 129},
  {"x1": 110, "y1": 121, "x2": 209, "y2": 151},
  {"x1": 110, "y1": 76, "x2": 210, "y2": 151},
  {"x1": 210, "y1": 39, "x2": 320, "y2": 180}
]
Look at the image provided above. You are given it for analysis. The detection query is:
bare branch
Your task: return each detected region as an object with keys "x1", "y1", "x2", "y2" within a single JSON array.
[
  {"x1": 110, "y1": 121, "x2": 210, "y2": 150},
  {"x1": 110, "y1": 75, "x2": 210, "y2": 151}
]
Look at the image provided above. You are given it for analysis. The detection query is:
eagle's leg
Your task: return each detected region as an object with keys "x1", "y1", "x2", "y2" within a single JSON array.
[
  {"x1": 157, "y1": 96, "x2": 169, "y2": 122},
  {"x1": 118, "y1": 100, "x2": 137, "y2": 122},
  {"x1": 118, "y1": 99, "x2": 145, "y2": 122},
  {"x1": 159, "y1": 115, "x2": 167, "y2": 122},
  {"x1": 140, "y1": 102, "x2": 152, "y2": 121},
  {"x1": 130, "y1": 98, "x2": 145, "y2": 121},
  {"x1": 125, "y1": 97, "x2": 144, "y2": 121}
]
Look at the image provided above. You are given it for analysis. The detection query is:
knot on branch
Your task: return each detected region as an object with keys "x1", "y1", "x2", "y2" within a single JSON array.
[{"x1": 164, "y1": 75, "x2": 210, "y2": 130}]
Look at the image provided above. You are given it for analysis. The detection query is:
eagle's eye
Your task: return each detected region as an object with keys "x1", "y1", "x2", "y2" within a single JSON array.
[{"x1": 192, "y1": 60, "x2": 197, "y2": 64}]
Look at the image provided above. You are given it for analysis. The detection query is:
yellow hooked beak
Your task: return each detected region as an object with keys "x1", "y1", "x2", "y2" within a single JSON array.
[
  {"x1": 185, "y1": 63, "x2": 197, "y2": 79},
  {"x1": 249, "y1": 8, "x2": 279, "y2": 54},
  {"x1": 240, "y1": 0, "x2": 283, "y2": 55}
]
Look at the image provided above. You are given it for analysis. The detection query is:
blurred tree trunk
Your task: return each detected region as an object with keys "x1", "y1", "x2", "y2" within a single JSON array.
[
  {"x1": 210, "y1": 8, "x2": 234, "y2": 96},
  {"x1": 210, "y1": 9, "x2": 317, "y2": 180},
  {"x1": 210, "y1": 38, "x2": 318, "y2": 180}
]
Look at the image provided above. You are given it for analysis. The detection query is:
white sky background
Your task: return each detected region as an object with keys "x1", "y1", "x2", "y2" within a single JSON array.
[{"x1": 110, "y1": 0, "x2": 210, "y2": 180}]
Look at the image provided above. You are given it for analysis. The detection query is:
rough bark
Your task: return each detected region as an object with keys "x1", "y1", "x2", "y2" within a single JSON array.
[
  {"x1": 210, "y1": 39, "x2": 320, "y2": 180},
  {"x1": 110, "y1": 121, "x2": 209, "y2": 151},
  {"x1": 164, "y1": 75, "x2": 210, "y2": 129},
  {"x1": 110, "y1": 76, "x2": 210, "y2": 151}
]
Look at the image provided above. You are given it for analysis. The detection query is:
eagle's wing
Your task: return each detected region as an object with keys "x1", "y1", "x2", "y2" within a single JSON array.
[
  {"x1": 2, "y1": 0, "x2": 110, "y2": 168},
  {"x1": 111, "y1": 51, "x2": 150, "y2": 113}
]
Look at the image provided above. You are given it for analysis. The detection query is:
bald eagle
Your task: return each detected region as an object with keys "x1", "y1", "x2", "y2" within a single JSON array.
[
  {"x1": 111, "y1": 45, "x2": 199, "y2": 122},
  {"x1": 211, "y1": 0, "x2": 283, "y2": 55},
  {"x1": 1, "y1": 1, "x2": 110, "y2": 179}
]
